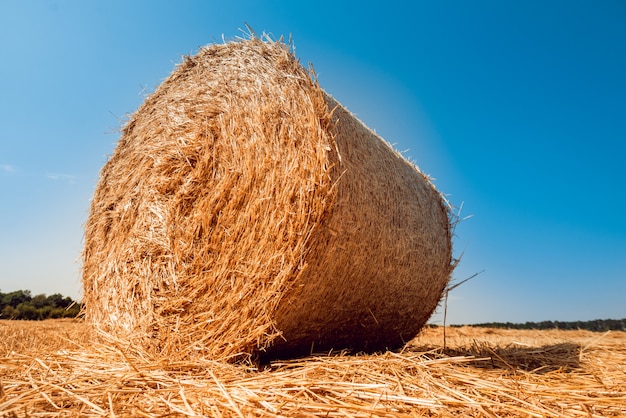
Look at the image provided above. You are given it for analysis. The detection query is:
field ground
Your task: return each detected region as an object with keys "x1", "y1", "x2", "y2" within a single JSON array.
[{"x1": 1, "y1": 320, "x2": 625, "y2": 417}]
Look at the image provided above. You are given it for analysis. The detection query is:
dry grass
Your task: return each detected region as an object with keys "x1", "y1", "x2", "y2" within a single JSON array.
[{"x1": 1, "y1": 320, "x2": 624, "y2": 417}]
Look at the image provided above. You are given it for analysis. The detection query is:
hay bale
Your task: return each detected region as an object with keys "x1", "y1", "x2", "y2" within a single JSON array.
[{"x1": 82, "y1": 38, "x2": 453, "y2": 361}]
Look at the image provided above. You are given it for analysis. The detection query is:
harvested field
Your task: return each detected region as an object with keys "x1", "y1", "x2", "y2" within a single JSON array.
[{"x1": 1, "y1": 319, "x2": 625, "y2": 416}]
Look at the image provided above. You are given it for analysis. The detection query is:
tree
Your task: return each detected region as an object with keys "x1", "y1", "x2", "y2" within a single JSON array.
[
  {"x1": 0, "y1": 290, "x2": 81, "y2": 320},
  {"x1": 16, "y1": 303, "x2": 38, "y2": 320},
  {"x1": 31, "y1": 294, "x2": 48, "y2": 309},
  {"x1": 47, "y1": 293, "x2": 67, "y2": 308},
  {"x1": 2, "y1": 290, "x2": 32, "y2": 308},
  {"x1": 2, "y1": 305, "x2": 17, "y2": 319}
]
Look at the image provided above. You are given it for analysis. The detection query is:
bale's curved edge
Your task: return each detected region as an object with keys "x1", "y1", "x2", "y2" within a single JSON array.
[{"x1": 82, "y1": 38, "x2": 454, "y2": 362}]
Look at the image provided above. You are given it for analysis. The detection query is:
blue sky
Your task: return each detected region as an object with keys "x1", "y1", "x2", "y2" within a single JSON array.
[{"x1": 1, "y1": 1, "x2": 624, "y2": 324}]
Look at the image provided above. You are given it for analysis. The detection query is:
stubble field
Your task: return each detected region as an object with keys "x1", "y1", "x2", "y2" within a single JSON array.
[{"x1": 1, "y1": 319, "x2": 625, "y2": 417}]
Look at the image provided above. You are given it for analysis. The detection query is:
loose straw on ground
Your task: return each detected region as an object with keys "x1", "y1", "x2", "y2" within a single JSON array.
[{"x1": 1, "y1": 321, "x2": 625, "y2": 417}]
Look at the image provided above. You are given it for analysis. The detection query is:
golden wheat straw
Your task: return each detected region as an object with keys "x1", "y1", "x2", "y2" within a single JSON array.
[
  {"x1": 2, "y1": 321, "x2": 625, "y2": 417},
  {"x1": 82, "y1": 36, "x2": 453, "y2": 361}
]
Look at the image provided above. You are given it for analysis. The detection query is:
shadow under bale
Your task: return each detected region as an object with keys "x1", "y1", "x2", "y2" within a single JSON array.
[{"x1": 420, "y1": 342, "x2": 583, "y2": 373}]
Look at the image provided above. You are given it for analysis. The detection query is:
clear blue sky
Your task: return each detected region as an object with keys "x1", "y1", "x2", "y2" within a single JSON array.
[{"x1": 1, "y1": 1, "x2": 624, "y2": 324}]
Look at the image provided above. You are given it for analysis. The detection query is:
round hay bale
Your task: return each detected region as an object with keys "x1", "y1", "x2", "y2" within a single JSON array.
[{"x1": 82, "y1": 38, "x2": 453, "y2": 361}]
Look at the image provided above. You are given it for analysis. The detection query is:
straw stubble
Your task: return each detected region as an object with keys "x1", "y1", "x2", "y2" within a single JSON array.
[{"x1": 3, "y1": 322, "x2": 625, "y2": 417}]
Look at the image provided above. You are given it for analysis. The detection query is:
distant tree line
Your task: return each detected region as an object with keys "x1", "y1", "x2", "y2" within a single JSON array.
[
  {"x1": 0, "y1": 290, "x2": 81, "y2": 320},
  {"x1": 458, "y1": 319, "x2": 626, "y2": 332}
]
